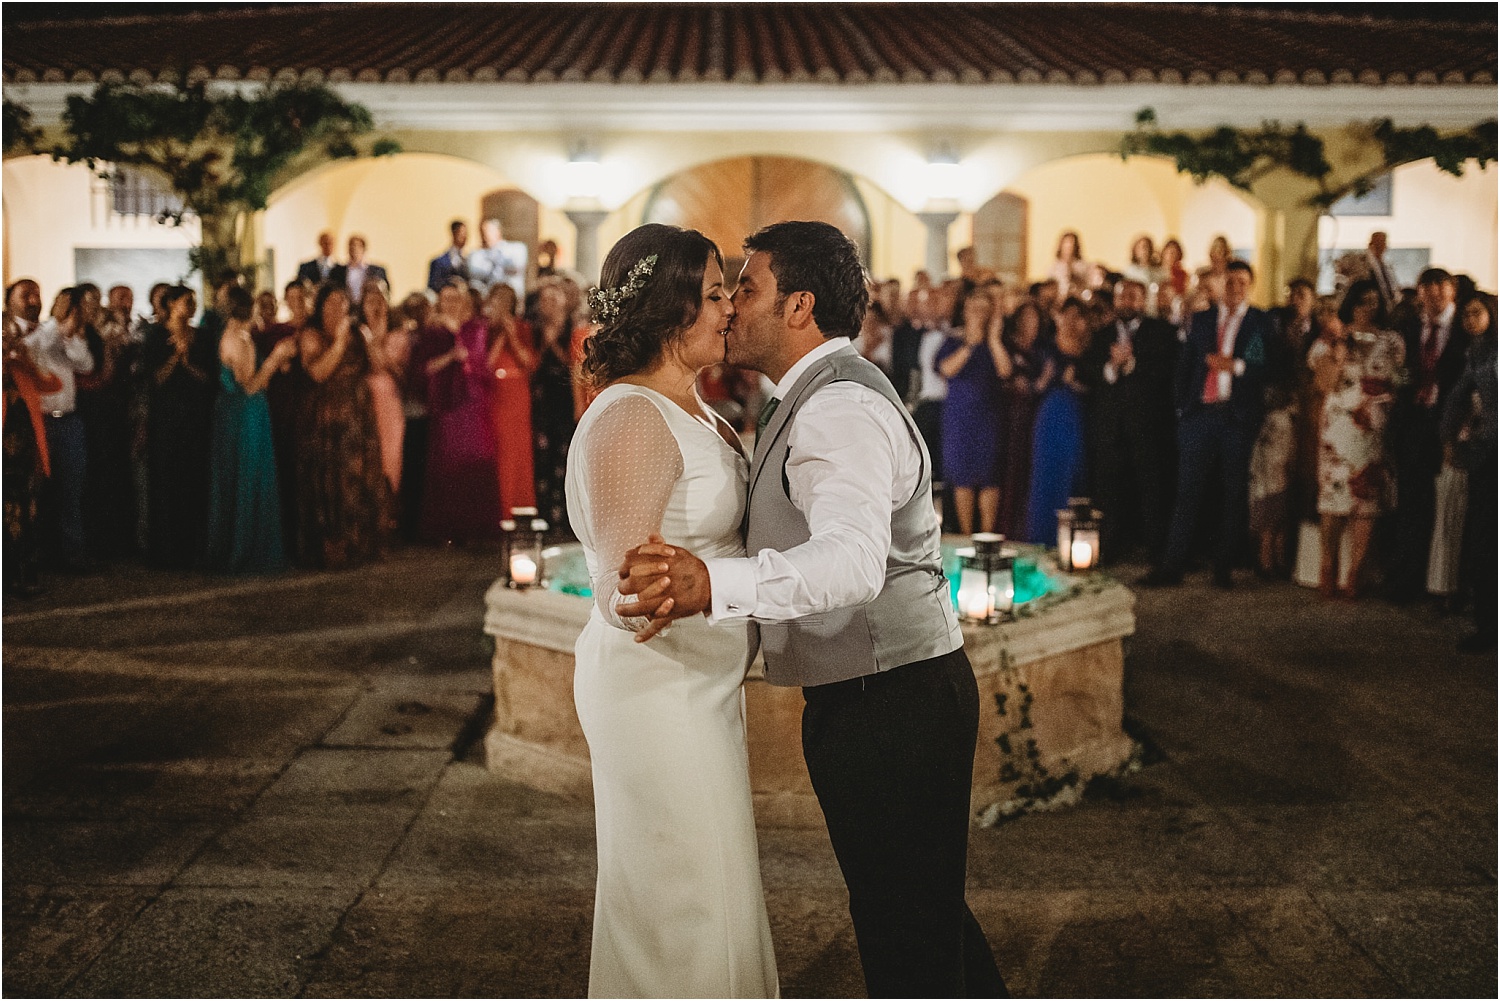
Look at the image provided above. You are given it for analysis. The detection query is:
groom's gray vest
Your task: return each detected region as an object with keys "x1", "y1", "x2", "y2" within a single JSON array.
[{"x1": 747, "y1": 345, "x2": 962, "y2": 688}]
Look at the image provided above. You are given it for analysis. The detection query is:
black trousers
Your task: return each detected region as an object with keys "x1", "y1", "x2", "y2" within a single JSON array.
[
  {"x1": 1163, "y1": 405, "x2": 1256, "y2": 575},
  {"x1": 802, "y1": 648, "x2": 1008, "y2": 998}
]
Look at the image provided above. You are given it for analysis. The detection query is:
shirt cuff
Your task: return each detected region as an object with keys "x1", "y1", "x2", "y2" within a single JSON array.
[
  {"x1": 705, "y1": 556, "x2": 757, "y2": 623},
  {"x1": 1233, "y1": 358, "x2": 1246, "y2": 377}
]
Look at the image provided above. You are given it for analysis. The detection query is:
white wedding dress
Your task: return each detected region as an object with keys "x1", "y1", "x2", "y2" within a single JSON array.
[{"x1": 565, "y1": 383, "x2": 779, "y2": 999}]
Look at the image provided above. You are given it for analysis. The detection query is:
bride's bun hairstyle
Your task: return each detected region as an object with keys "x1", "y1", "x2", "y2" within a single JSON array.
[
  {"x1": 742, "y1": 220, "x2": 868, "y2": 339},
  {"x1": 581, "y1": 223, "x2": 723, "y2": 388}
]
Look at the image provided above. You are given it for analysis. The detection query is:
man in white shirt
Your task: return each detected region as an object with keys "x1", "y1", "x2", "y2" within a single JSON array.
[
  {"x1": 328, "y1": 235, "x2": 388, "y2": 306},
  {"x1": 296, "y1": 231, "x2": 338, "y2": 286},
  {"x1": 24, "y1": 286, "x2": 95, "y2": 571},
  {"x1": 617, "y1": 221, "x2": 1008, "y2": 998},
  {"x1": 467, "y1": 218, "x2": 528, "y2": 302}
]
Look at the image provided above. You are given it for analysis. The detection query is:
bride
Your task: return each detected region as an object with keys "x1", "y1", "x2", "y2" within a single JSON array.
[{"x1": 564, "y1": 223, "x2": 779, "y2": 998}]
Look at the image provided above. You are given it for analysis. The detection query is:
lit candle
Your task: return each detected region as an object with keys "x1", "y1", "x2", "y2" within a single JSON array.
[
  {"x1": 964, "y1": 589, "x2": 992, "y2": 620},
  {"x1": 510, "y1": 554, "x2": 538, "y2": 585},
  {"x1": 1070, "y1": 539, "x2": 1093, "y2": 571}
]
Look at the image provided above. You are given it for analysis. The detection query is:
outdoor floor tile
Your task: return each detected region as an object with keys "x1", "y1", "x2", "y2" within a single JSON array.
[
  {"x1": 299, "y1": 889, "x2": 592, "y2": 999},
  {"x1": 64, "y1": 886, "x2": 354, "y2": 999},
  {"x1": 176, "y1": 810, "x2": 417, "y2": 889},
  {"x1": 2, "y1": 885, "x2": 158, "y2": 998},
  {"x1": 1314, "y1": 888, "x2": 1498, "y2": 999},
  {"x1": 4, "y1": 757, "x2": 284, "y2": 822},
  {"x1": 375, "y1": 814, "x2": 598, "y2": 892},
  {"x1": 4, "y1": 818, "x2": 219, "y2": 887},
  {"x1": 251, "y1": 747, "x2": 449, "y2": 814},
  {"x1": 319, "y1": 687, "x2": 489, "y2": 751}
]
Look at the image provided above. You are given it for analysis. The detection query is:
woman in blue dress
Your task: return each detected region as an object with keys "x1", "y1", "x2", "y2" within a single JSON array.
[
  {"x1": 1024, "y1": 297, "x2": 1091, "y2": 544},
  {"x1": 205, "y1": 286, "x2": 298, "y2": 574},
  {"x1": 935, "y1": 283, "x2": 1012, "y2": 534}
]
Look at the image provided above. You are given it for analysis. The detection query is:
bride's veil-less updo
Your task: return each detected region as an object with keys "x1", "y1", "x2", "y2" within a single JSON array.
[{"x1": 580, "y1": 223, "x2": 723, "y2": 388}]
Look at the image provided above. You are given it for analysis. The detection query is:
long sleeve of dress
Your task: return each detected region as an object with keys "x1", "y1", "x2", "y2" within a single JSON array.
[{"x1": 578, "y1": 392, "x2": 685, "y2": 631}]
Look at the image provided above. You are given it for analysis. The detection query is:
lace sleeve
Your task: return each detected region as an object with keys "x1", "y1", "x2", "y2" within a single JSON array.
[{"x1": 578, "y1": 392, "x2": 685, "y2": 631}]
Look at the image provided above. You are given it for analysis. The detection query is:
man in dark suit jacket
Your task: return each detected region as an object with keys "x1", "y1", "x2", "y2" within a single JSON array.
[
  {"x1": 1143, "y1": 259, "x2": 1272, "y2": 588},
  {"x1": 1388, "y1": 267, "x2": 1470, "y2": 601},
  {"x1": 1081, "y1": 278, "x2": 1179, "y2": 565},
  {"x1": 296, "y1": 231, "x2": 337, "y2": 286},
  {"x1": 427, "y1": 220, "x2": 469, "y2": 292},
  {"x1": 326, "y1": 235, "x2": 388, "y2": 307}
]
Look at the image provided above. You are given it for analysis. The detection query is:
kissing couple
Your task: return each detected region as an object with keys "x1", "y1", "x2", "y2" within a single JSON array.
[{"x1": 564, "y1": 220, "x2": 1009, "y2": 998}]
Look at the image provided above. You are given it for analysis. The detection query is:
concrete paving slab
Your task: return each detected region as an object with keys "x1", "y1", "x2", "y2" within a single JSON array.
[
  {"x1": 320, "y1": 684, "x2": 490, "y2": 751},
  {"x1": 251, "y1": 747, "x2": 449, "y2": 815},
  {"x1": 4, "y1": 818, "x2": 219, "y2": 887},
  {"x1": 299, "y1": 889, "x2": 593, "y2": 999},
  {"x1": 175, "y1": 809, "x2": 418, "y2": 890},
  {"x1": 763, "y1": 890, "x2": 865, "y2": 998},
  {"x1": 375, "y1": 813, "x2": 599, "y2": 892},
  {"x1": 4, "y1": 758, "x2": 284, "y2": 821},
  {"x1": 1314, "y1": 888, "x2": 1498, "y2": 998},
  {"x1": 2, "y1": 885, "x2": 157, "y2": 997},
  {"x1": 63, "y1": 886, "x2": 355, "y2": 998},
  {"x1": 418, "y1": 762, "x2": 596, "y2": 824}
]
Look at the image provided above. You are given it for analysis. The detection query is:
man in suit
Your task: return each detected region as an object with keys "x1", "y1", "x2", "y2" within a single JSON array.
[
  {"x1": 327, "y1": 235, "x2": 388, "y2": 307},
  {"x1": 1081, "y1": 278, "x2": 1179, "y2": 566},
  {"x1": 467, "y1": 218, "x2": 528, "y2": 302},
  {"x1": 1339, "y1": 231, "x2": 1401, "y2": 316},
  {"x1": 616, "y1": 221, "x2": 1009, "y2": 998},
  {"x1": 427, "y1": 220, "x2": 469, "y2": 293},
  {"x1": 1388, "y1": 267, "x2": 1469, "y2": 602},
  {"x1": 1142, "y1": 259, "x2": 1272, "y2": 589},
  {"x1": 296, "y1": 231, "x2": 337, "y2": 286}
]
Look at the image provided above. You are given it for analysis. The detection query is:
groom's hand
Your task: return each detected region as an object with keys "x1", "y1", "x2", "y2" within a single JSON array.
[{"x1": 617, "y1": 534, "x2": 713, "y2": 642}]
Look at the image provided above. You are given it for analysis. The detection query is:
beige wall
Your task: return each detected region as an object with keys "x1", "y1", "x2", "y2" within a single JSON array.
[
  {"x1": 2, "y1": 154, "x2": 199, "y2": 298},
  {"x1": 1317, "y1": 158, "x2": 1497, "y2": 290},
  {"x1": 1004, "y1": 153, "x2": 1261, "y2": 283}
]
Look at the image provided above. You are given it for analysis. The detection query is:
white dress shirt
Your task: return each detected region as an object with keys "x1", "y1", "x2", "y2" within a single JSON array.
[
  {"x1": 24, "y1": 318, "x2": 95, "y2": 415},
  {"x1": 1103, "y1": 317, "x2": 1141, "y2": 384},
  {"x1": 1209, "y1": 301, "x2": 1250, "y2": 400},
  {"x1": 705, "y1": 337, "x2": 925, "y2": 623}
]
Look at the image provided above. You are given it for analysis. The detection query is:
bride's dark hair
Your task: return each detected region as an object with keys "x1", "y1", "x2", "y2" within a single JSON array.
[{"x1": 581, "y1": 223, "x2": 723, "y2": 388}]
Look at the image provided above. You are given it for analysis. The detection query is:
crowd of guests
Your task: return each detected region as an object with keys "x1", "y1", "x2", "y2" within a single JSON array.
[
  {"x1": 2, "y1": 218, "x2": 593, "y2": 596},
  {"x1": 4, "y1": 223, "x2": 1493, "y2": 652},
  {"x1": 848, "y1": 231, "x2": 1496, "y2": 654}
]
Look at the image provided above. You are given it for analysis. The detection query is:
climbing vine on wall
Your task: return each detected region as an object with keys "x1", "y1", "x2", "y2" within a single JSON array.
[{"x1": 1121, "y1": 107, "x2": 1497, "y2": 207}]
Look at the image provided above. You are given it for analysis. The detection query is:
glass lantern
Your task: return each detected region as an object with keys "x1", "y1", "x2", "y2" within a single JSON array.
[
  {"x1": 499, "y1": 517, "x2": 517, "y2": 584},
  {"x1": 506, "y1": 507, "x2": 545, "y2": 589},
  {"x1": 955, "y1": 533, "x2": 1016, "y2": 625},
  {"x1": 1056, "y1": 498, "x2": 1102, "y2": 573}
]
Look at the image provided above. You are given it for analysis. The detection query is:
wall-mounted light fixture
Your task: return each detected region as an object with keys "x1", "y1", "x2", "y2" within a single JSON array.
[
  {"x1": 565, "y1": 139, "x2": 603, "y2": 203},
  {"x1": 924, "y1": 142, "x2": 961, "y2": 207}
]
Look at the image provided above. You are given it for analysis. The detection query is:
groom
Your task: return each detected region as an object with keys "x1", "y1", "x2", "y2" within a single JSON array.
[{"x1": 617, "y1": 221, "x2": 1008, "y2": 997}]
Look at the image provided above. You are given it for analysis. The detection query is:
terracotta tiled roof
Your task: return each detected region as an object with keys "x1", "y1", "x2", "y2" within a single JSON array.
[{"x1": 5, "y1": 2, "x2": 1495, "y2": 87}]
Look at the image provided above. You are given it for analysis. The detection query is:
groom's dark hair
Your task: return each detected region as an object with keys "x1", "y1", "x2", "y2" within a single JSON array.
[{"x1": 744, "y1": 221, "x2": 868, "y2": 339}]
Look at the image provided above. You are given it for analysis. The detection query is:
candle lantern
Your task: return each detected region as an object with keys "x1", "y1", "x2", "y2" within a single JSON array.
[
  {"x1": 499, "y1": 517, "x2": 517, "y2": 583},
  {"x1": 506, "y1": 507, "x2": 546, "y2": 589},
  {"x1": 1055, "y1": 498, "x2": 1102, "y2": 572},
  {"x1": 955, "y1": 532, "x2": 1016, "y2": 625}
]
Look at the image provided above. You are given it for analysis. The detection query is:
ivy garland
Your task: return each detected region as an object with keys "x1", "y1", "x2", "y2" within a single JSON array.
[{"x1": 1121, "y1": 107, "x2": 1497, "y2": 207}]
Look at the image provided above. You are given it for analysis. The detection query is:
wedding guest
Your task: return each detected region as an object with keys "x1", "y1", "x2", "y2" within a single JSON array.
[
  {"x1": 77, "y1": 284, "x2": 139, "y2": 560},
  {"x1": 997, "y1": 300, "x2": 1046, "y2": 540},
  {"x1": 483, "y1": 282, "x2": 538, "y2": 519},
  {"x1": 1025, "y1": 298, "x2": 1091, "y2": 543},
  {"x1": 396, "y1": 292, "x2": 432, "y2": 541},
  {"x1": 4, "y1": 281, "x2": 61, "y2": 595},
  {"x1": 26, "y1": 287, "x2": 97, "y2": 572},
  {"x1": 257, "y1": 281, "x2": 308, "y2": 559},
  {"x1": 1444, "y1": 293, "x2": 1497, "y2": 652},
  {"x1": 417, "y1": 283, "x2": 500, "y2": 544},
  {"x1": 1123, "y1": 235, "x2": 1167, "y2": 290},
  {"x1": 1080, "y1": 279, "x2": 1178, "y2": 564},
  {"x1": 360, "y1": 283, "x2": 407, "y2": 494},
  {"x1": 467, "y1": 217, "x2": 528, "y2": 301},
  {"x1": 296, "y1": 285, "x2": 391, "y2": 568},
  {"x1": 143, "y1": 286, "x2": 216, "y2": 569},
  {"x1": 428, "y1": 219, "x2": 470, "y2": 293},
  {"x1": 1389, "y1": 268, "x2": 1469, "y2": 602},
  {"x1": 1050, "y1": 231, "x2": 1089, "y2": 298},
  {"x1": 936, "y1": 284, "x2": 1011, "y2": 534},
  {"x1": 1307, "y1": 288, "x2": 1404, "y2": 598},
  {"x1": 205, "y1": 286, "x2": 297, "y2": 574},
  {"x1": 328, "y1": 235, "x2": 389, "y2": 308},
  {"x1": 1161, "y1": 238, "x2": 1190, "y2": 297},
  {"x1": 528, "y1": 280, "x2": 580, "y2": 534}
]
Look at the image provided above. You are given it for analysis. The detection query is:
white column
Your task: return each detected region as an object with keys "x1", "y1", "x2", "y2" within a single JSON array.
[
  {"x1": 917, "y1": 210, "x2": 959, "y2": 280},
  {"x1": 565, "y1": 208, "x2": 609, "y2": 286}
]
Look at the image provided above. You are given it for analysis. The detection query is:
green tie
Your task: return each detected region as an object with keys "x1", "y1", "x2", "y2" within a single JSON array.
[{"x1": 755, "y1": 396, "x2": 781, "y2": 437}]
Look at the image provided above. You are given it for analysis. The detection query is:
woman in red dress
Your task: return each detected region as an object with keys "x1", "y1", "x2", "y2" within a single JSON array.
[{"x1": 483, "y1": 284, "x2": 537, "y2": 519}]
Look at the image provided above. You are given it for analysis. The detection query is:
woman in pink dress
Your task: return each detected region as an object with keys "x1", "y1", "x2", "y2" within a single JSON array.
[
  {"x1": 360, "y1": 283, "x2": 406, "y2": 494},
  {"x1": 416, "y1": 283, "x2": 500, "y2": 544},
  {"x1": 482, "y1": 283, "x2": 537, "y2": 519}
]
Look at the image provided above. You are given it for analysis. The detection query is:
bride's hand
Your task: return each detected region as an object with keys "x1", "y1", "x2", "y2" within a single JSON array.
[{"x1": 617, "y1": 534, "x2": 711, "y2": 640}]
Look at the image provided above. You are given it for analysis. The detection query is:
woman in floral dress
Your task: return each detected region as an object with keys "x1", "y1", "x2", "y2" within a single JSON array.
[{"x1": 1308, "y1": 281, "x2": 1405, "y2": 598}]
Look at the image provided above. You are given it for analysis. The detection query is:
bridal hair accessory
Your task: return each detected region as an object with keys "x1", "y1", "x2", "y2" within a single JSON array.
[{"x1": 588, "y1": 254, "x2": 657, "y2": 322}]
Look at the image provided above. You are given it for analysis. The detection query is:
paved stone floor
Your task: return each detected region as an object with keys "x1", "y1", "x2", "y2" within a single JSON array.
[{"x1": 3, "y1": 547, "x2": 1495, "y2": 998}]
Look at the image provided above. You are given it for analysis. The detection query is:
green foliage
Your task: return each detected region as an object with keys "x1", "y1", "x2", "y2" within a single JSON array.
[
  {"x1": 1123, "y1": 107, "x2": 1497, "y2": 208},
  {"x1": 45, "y1": 80, "x2": 399, "y2": 283},
  {"x1": 3, "y1": 98, "x2": 41, "y2": 155}
]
